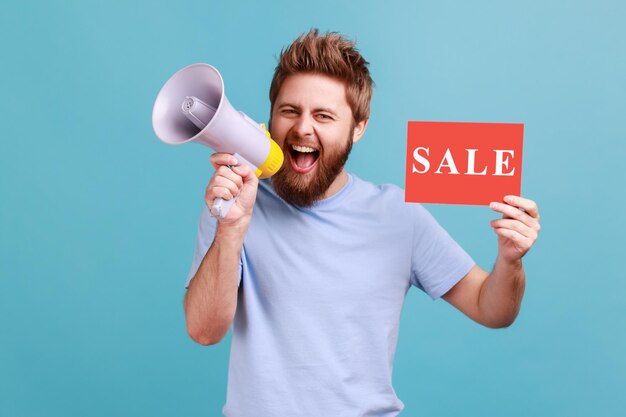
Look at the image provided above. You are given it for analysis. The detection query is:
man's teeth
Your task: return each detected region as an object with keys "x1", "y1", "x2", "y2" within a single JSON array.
[{"x1": 292, "y1": 145, "x2": 317, "y2": 153}]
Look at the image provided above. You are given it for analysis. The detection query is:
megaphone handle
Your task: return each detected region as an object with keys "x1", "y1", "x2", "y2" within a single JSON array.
[
  {"x1": 211, "y1": 196, "x2": 237, "y2": 219},
  {"x1": 210, "y1": 153, "x2": 256, "y2": 219}
]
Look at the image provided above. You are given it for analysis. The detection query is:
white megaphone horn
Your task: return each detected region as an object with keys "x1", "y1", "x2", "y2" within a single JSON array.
[{"x1": 152, "y1": 63, "x2": 284, "y2": 218}]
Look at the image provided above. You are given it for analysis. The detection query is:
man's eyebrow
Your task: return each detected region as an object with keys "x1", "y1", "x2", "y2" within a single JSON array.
[
  {"x1": 277, "y1": 103, "x2": 299, "y2": 110},
  {"x1": 314, "y1": 107, "x2": 338, "y2": 115},
  {"x1": 277, "y1": 103, "x2": 338, "y2": 115}
]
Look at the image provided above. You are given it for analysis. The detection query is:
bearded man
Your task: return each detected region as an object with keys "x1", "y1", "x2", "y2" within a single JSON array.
[{"x1": 183, "y1": 29, "x2": 541, "y2": 417}]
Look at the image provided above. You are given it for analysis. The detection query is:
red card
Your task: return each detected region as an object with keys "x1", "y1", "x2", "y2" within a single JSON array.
[{"x1": 405, "y1": 121, "x2": 524, "y2": 206}]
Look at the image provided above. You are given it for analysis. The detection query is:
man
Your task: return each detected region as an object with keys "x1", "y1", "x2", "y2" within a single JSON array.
[{"x1": 183, "y1": 29, "x2": 541, "y2": 416}]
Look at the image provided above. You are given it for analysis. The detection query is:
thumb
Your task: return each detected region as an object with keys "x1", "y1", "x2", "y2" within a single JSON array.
[{"x1": 231, "y1": 165, "x2": 259, "y2": 209}]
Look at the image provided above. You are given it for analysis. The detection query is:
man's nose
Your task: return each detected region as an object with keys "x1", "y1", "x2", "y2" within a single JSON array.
[{"x1": 292, "y1": 114, "x2": 314, "y2": 137}]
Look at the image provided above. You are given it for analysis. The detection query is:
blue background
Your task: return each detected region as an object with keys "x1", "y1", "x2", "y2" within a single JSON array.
[{"x1": 1, "y1": 1, "x2": 624, "y2": 416}]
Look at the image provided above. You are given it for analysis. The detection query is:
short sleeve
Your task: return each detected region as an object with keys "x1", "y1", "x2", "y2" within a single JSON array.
[
  {"x1": 185, "y1": 205, "x2": 217, "y2": 289},
  {"x1": 184, "y1": 205, "x2": 244, "y2": 289},
  {"x1": 409, "y1": 205, "x2": 475, "y2": 300}
]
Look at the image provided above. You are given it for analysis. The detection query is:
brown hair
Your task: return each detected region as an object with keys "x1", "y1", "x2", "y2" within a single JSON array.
[{"x1": 269, "y1": 29, "x2": 374, "y2": 124}]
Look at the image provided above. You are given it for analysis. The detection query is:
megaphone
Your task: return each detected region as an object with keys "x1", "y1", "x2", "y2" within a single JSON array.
[{"x1": 152, "y1": 63, "x2": 284, "y2": 218}]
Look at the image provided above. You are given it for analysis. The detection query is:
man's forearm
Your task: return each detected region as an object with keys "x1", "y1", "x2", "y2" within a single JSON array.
[
  {"x1": 478, "y1": 257, "x2": 526, "y2": 328},
  {"x1": 183, "y1": 225, "x2": 246, "y2": 345}
]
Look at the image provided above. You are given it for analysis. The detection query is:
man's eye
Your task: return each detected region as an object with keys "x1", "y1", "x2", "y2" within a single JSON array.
[
  {"x1": 282, "y1": 109, "x2": 297, "y2": 114},
  {"x1": 317, "y1": 114, "x2": 332, "y2": 120}
]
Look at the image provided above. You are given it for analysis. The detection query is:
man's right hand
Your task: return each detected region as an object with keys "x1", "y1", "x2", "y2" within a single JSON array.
[
  {"x1": 205, "y1": 153, "x2": 259, "y2": 226},
  {"x1": 187, "y1": 152, "x2": 256, "y2": 345}
]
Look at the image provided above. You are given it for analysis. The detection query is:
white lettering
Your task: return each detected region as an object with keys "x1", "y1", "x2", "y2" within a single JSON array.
[
  {"x1": 435, "y1": 149, "x2": 460, "y2": 175},
  {"x1": 494, "y1": 150, "x2": 515, "y2": 176},
  {"x1": 412, "y1": 147, "x2": 430, "y2": 174},
  {"x1": 466, "y1": 149, "x2": 487, "y2": 175}
]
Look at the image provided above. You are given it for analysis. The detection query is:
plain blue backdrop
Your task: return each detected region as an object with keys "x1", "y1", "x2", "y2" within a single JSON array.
[{"x1": 1, "y1": 1, "x2": 624, "y2": 416}]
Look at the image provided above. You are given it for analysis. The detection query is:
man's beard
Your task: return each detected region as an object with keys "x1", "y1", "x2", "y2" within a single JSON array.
[{"x1": 271, "y1": 130, "x2": 354, "y2": 208}]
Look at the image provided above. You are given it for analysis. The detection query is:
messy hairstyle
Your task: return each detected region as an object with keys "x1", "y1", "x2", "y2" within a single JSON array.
[{"x1": 269, "y1": 29, "x2": 374, "y2": 124}]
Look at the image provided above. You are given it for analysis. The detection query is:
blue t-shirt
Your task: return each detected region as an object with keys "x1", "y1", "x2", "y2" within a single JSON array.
[{"x1": 186, "y1": 173, "x2": 475, "y2": 417}]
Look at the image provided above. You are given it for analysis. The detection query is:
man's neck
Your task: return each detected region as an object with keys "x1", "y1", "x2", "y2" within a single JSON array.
[{"x1": 321, "y1": 168, "x2": 349, "y2": 201}]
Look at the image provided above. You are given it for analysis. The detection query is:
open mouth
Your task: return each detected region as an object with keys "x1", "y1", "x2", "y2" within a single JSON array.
[{"x1": 288, "y1": 144, "x2": 320, "y2": 174}]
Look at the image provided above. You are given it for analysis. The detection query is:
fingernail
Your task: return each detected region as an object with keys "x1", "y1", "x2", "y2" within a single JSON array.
[
  {"x1": 231, "y1": 157, "x2": 238, "y2": 165},
  {"x1": 489, "y1": 202, "x2": 497, "y2": 209},
  {"x1": 504, "y1": 195, "x2": 514, "y2": 203}
]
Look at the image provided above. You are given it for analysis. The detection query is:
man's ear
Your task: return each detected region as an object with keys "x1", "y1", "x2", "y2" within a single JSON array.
[{"x1": 352, "y1": 118, "x2": 369, "y2": 144}]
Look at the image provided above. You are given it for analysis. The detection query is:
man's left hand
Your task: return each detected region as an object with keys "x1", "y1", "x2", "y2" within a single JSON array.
[{"x1": 489, "y1": 195, "x2": 541, "y2": 264}]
